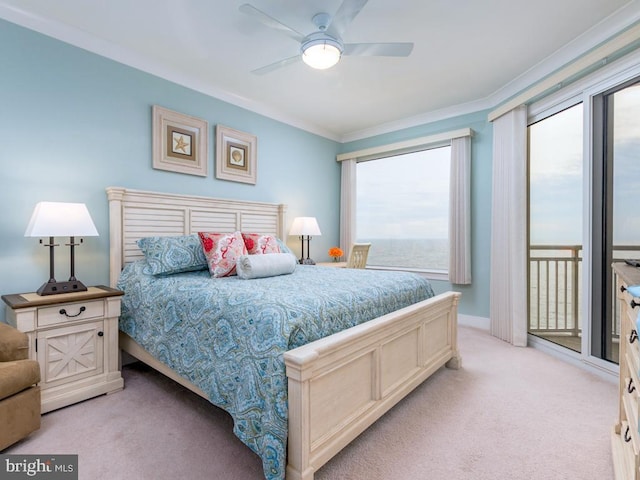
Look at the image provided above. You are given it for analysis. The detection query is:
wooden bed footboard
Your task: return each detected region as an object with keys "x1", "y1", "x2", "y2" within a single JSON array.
[{"x1": 284, "y1": 291, "x2": 461, "y2": 480}]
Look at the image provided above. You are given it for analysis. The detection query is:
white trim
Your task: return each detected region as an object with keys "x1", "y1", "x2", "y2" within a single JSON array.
[
  {"x1": 458, "y1": 314, "x2": 490, "y2": 331},
  {"x1": 488, "y1": 21, "x2": 640, "y2": 122},
  {"x1": 336, "y1": 128, "x2": 472, "y2": 162},
  {"x1": 341, "y1": 98, "x2": 492, "y2": 143},
  {"x1": 528, "y1": 334, "x2": 617, "y2": 383},
  {"x1": 527, "y1": 94, "x2": 583, "y2": 125},
  {"x1": 0, "y1": 3, "x2": 340, "y2": 142},
  {"x1": 1, "y1": 2, "x2": 638, "y2": 142},
  {"x1": 527, "y1": 47, "x2": 640, "y2": 122},
  {"x1": 366, "y1": 265, "x2": 449, "y2": 282}
]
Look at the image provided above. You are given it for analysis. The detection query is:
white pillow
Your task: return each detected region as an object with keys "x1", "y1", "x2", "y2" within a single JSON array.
[{"x1": 236, "y1": 253, "x2": 297, "y2": 279}]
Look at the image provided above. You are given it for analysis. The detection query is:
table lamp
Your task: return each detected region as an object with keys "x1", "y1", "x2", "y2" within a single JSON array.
[
  {"x1": 25, "y1": 201, "x2": 99, "y2": 295},
  {"x1": 289, "y1": 217, "x2": 322, "y2": 265}
]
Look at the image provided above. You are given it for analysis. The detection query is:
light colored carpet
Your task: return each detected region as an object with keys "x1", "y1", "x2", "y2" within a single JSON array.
[{"x1": 5, "y1": 325, "x2": 617, "y2": 480}]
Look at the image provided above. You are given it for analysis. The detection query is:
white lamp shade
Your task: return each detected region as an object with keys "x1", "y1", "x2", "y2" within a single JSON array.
[
  {"x1": 301, "y1": 40, "x2": 342, "y2": 70},
  {"x1": 25, "y1": 202, "x2": 99, "y2": 237},
  {"x1": 289, "y1": 217, "x2": 322, "y2": 236}
]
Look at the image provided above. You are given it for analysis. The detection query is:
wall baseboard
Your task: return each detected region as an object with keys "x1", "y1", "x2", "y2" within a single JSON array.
[{"x1": 458, "y1": 313, "x2": 489, "y2": 331}]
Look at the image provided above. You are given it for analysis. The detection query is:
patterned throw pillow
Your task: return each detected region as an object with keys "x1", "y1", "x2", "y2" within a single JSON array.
[
  {"x1": 198, "y1": 231, "x2": 247, "y2": 277},
  {"x1": 137, "y1": 234, "x2": 208, "y2": 275},
  {"x1": 276, "y1": 237, "x2": 292, "y2": 254},
  {"x1": 241, "y1": 233, "x2": 281, "y2": 255}
]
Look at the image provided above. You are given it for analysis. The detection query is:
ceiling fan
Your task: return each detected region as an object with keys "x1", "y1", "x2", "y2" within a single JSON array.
[{"x1": 239, "y1": 0, "x2": 414, "y2": 74}]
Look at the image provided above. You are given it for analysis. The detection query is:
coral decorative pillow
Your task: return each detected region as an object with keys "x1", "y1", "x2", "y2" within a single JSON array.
[
  {"x1": 241, "y1": 233, "x2": 281, "y2": 255},
  {"x1": 198, "y1": 231, "x2": 247, "y2": 277}
]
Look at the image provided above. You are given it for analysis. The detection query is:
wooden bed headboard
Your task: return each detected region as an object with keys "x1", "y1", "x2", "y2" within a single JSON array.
[{"x1": 106, "y1": 187, "x2": 287, "y2": 287}]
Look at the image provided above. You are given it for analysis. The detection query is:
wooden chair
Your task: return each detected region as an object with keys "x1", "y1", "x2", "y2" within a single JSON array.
[{"x1": 346, "y1": 243, "x2": 371, "y2": 269}]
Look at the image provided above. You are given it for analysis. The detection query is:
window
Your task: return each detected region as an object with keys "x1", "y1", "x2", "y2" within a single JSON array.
[{"x1": 355, "y1": 146, "x2": 451, "y2": 272}]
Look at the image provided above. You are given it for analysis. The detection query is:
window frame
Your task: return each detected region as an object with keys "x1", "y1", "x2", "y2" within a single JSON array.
[
  {"x1": 355, "y1": 145, "x2": 452, "y2": 276},
  {"x1": 338, "y1": 128, "x2": 472, "y2": 282}
]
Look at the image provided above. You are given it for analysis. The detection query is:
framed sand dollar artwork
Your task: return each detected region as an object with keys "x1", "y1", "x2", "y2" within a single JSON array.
[
  {"x1": 215, "y1": 125, "x2": 257, "y2": 185},
  {"x1": 152, "y1": 105, "x2": 208, "y2": 176}
]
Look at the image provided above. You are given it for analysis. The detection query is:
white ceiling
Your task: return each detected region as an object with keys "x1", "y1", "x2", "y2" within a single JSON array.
[{"x1": 1, "y1": 0, "x2": 639, "y2": 141}]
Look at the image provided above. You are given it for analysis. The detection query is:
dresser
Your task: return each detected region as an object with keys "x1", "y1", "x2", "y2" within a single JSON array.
[
  {"x1": 612, "y1": 263, "x2": 640, "y2": 479},
  {"x1": 2, "y1": 286, "x2": 124, "y2": 413}
]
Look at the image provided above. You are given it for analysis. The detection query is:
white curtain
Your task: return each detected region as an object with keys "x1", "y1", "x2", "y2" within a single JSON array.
[
  {"x1": 449, "y1": 135, "x2": 472, "y2": 284},
  {"x1": 490, "y1": 105, "x2": 528, "y2": 346},
  {"x1": 340, "y1": 159, "x2": 357, "y2": 258}
]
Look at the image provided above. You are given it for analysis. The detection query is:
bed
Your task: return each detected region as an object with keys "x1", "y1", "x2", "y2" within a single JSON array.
[{"x1": 107, "y1": 187, "x2": 461, "y2": 480}]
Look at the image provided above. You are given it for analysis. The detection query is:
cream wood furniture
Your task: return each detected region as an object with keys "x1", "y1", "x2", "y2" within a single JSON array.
[
  {"x1": 2, "y1": 286, "x2": 124, "y2": 413},
  {"x1": 612, "y1": 262, "x2": 640, "y2": 479},
  {"x1": 107, "y1": 187, "x2": 461, "y2": 480},
  {"x1": 346, "y1": 242, "x2": 371, "y2": 269}
]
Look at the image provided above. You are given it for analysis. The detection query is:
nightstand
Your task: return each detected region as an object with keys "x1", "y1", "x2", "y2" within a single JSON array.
[
  {"x1": 2, "y1": 286, "x2": 124, "y2": 413},
  {"x1": 316, "y1": 262, "x2": 348, "y2": 268}
]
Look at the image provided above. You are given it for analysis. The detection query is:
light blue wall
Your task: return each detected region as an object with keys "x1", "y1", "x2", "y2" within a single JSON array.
[
  {"x1": 340, "y1": 111, "x2": 493, "y2": 318},
  {"x1": 1, "y1": 18, "x2": 492, "y2": 323},
  {"x1": 0, "y1": 20, "x2": 341, "y2": 322}
]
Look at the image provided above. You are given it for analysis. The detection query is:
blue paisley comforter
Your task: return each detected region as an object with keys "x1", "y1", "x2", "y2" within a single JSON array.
[{"x1": 118, "y1": 261, "x2": 434, "y2": 480}]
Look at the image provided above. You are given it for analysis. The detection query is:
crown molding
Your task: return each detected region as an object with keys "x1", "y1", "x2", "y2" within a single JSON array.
[
  {"x1": 0, "y1": 3, "x2": 341, "y2": 142},
  {"x1": 341, "y1": 1, "x2": 640, "y2": 142},
  {"x1": 1, "y1": 1, "x2": 639, "y2": 144},
  {"x1": 339, "y1": 98, "x2": 492, "y2": 143}
]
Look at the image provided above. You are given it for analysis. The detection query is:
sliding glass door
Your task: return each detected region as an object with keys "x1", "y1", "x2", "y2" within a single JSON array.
[
  {"x1": 591, "y1": 80, "x2": 640, "y2": 363},
  {"x1": 527, "y1": 53, "x2": 640, "y2": 370},
  {"x1": 528, "y1": 104, "x2": 584, "y2": 352}
]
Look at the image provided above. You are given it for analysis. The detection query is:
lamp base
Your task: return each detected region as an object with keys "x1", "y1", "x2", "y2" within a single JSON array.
[
  {"x1": 302, "y1": 258, "x2": 316, "y2": 265},
  {"x1": 36, "y1": 279, "x2": 88, "y2": 296}
]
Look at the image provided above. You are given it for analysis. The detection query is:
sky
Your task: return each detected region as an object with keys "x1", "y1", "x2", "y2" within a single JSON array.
[
  {"x1": 355, "y1": 84, "x2": 639, "y2": 246},
  {"x1": 529, "y1": 84, "x2": 640, "y2": 246},
  {"x1": 356, "y1": 146, "x2": 450, "y2": 240}
]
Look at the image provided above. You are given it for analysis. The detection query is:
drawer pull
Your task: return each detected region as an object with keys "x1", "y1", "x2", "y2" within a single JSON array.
[
  {"x1": 625, "y1": 426, "x2": 632, "y2": 443},
  {"x1": 628, "y1": 378, "x2": 636, "y2": 394},
  {"x1": 632, "y1": 300, "x2": 640, "y2": 309},
  {"x1": 630, "y1": 330, "x2": 638, "y2": 344},
  {"x1": 622, "y1": 285, "x2": 628, "y2": 293},
  {"x1": 97, "y1": 331, "x2": 104, "y2": 337},
  {"x1": 59, "y1": 306, "x2": 86, "y2": 318}
]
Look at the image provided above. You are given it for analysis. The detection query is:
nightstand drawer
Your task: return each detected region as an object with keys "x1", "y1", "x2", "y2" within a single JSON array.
[{"x1": 38, "y1": 299, "x2": 104, "y2": 327}]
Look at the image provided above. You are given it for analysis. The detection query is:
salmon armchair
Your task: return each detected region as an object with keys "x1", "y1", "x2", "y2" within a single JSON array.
[{"x1": 0, "y1": 322, "x2": 41, "y2": 450}]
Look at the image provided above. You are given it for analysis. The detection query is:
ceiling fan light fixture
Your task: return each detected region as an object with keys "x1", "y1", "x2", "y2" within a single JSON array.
[{"x1": 301, "y1": 37, "x2": 343, "y2": 70}]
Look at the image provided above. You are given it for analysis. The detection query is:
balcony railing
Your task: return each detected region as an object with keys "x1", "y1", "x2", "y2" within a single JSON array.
[
  {"x1": 529, "y1": 245, "x2": 640, "y2": 339},
  {"x1": 529, "y1": 245, "x2": 582, "y2": 336}
]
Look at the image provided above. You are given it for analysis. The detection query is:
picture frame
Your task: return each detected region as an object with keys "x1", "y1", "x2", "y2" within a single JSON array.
[
  {"x1": 152, "y1": 105, "x2": 208, "y2": 177},
  {"x1": 215, "y1": 125, "x2": 257, "y2": 185}
]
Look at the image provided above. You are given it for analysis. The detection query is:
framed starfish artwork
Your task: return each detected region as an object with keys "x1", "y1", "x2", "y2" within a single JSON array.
[{"x1": 152, "y1": 105, "x2": 208, "y2": 176}]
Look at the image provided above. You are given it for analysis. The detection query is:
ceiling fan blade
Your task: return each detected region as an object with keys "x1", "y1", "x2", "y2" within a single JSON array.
[
  {"x1": 239, "y1": 3, "x2": 306, "y2": 43},
  {"x1": 326, "y1": 0, "x2": 369, "y2": 38},
  {"x1": 343, "y1": 42, "x2": 414, "y2": 57},
  {"x1": 251, "y1": 55, "x2": 301, "y2": 75}
]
